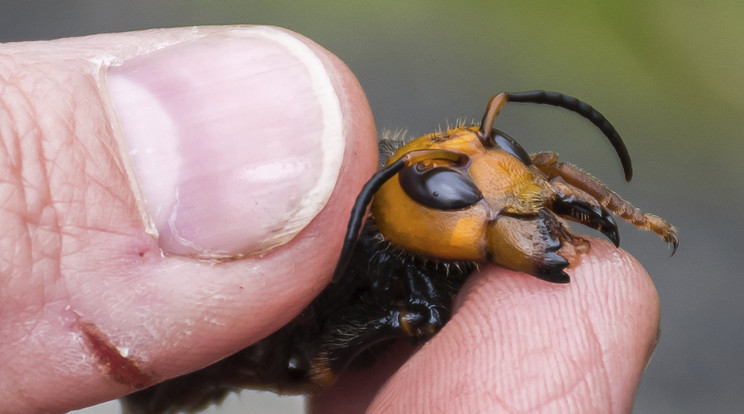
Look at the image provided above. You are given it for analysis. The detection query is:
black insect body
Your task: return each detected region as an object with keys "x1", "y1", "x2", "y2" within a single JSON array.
[{"x1": 122, "y1": 91, "x2": 677, "y2": 414}]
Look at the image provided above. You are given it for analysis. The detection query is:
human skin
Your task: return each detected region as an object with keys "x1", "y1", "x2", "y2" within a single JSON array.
[{"x1": 0, "y1": 26, "x2": 659, "y2": 414}]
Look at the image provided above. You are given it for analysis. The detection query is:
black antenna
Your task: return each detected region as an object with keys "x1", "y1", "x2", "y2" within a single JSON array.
[
  {"x1": 332, "y1": 149, "x2": 468, "y2": 282},
  {"x1": 332, "y1": 158, "x2": 406, "y2": 282},
  {"x1": 504, "y1": 90, "x2": 633, "y2": 181}
]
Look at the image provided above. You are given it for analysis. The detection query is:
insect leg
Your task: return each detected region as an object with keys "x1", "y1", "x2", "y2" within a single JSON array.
[
  {"x1": 308, "y1": 300, "x2": 434, "y2": 388},
  {"x1": 310, "y1": 257, "x2": 459, "y2": 387},
  {"x1": 532, "y1": 152, "x2": 678, "y2": 253}
]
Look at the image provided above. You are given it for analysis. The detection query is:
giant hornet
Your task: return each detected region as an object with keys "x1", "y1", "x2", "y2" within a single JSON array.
[{"x1": 122, "y1": 91, "x2": 678, "y2": 414}]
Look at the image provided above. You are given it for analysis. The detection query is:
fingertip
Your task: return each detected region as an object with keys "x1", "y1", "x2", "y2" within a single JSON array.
[
  {"x1": 0, "y1": 26, "x2": 378, "y2": 412},
  {"x1": 366, "y1": 239, "x2": 660, "y2": 413}
]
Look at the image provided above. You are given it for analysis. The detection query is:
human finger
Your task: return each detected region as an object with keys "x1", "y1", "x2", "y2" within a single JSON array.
[
  {"x1": 312, "y1": 240, "x2": 660, "y2": 413},
  {"x1": 0, "y1": 26, "x2": 377, "y2": 413}
]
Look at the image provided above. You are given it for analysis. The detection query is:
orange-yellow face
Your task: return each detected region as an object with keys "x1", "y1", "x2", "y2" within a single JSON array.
[
  {"x1": 371, "y1": 126, "x2": 570, "y2": 277},
  {"x1": 331, "y1": 91, "x2": 676, "y2": 285}
]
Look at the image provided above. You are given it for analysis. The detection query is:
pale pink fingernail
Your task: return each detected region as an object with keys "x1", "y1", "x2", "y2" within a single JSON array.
[{"x1": 108, "y1": 27, "x2": 346, "y2": 257}]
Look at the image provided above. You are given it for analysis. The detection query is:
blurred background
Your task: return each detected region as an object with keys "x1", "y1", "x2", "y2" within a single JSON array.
[{"x1": 2, "y1": 1, "x2": 742, "y2": 413}]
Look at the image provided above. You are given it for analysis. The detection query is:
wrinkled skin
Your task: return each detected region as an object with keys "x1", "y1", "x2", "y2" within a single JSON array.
[{"x1": 0, "y1": 26, "x2": 660, "y2": 414}]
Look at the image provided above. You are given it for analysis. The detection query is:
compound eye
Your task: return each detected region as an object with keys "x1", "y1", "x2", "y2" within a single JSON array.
[
  {"x1": 398, "y1": 163, "x2": 483, "y2": 210},
  {"x1": 490, "y1": 128, "x2": 532, "y2": 165}
]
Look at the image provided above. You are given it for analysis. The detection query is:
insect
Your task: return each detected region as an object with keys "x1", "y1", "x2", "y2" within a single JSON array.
[{"x1": 122, "y1": 91, "x2": 678, "y2": 414}]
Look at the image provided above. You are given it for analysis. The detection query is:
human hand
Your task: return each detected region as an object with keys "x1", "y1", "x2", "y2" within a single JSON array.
[
  {"x1": 312, "y1": 241, "x2": 660, "y2": 413},
  {"x1": 0, "y1": 26, "x2": 660, "y2": 414},
  {"x1": 0, "y1": 26, "x2": 377, "y2": 413}
]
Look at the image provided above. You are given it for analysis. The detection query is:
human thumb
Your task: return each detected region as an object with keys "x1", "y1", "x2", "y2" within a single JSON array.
[{"x1": 0, "y1": 26, "x2": 376, "y2": 413}]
